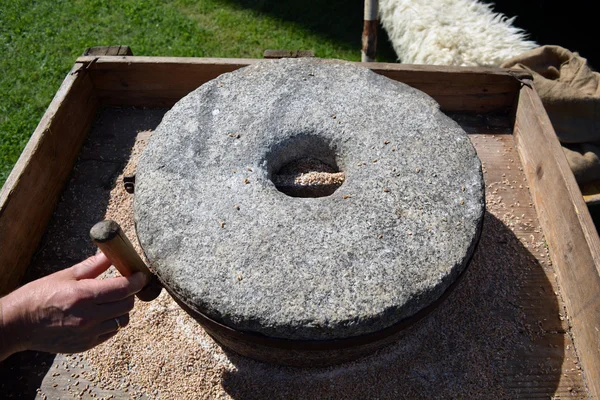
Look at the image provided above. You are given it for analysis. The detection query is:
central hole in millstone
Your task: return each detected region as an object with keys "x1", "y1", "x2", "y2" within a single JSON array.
[{"x1": 273, "y1": 158, "x2": 345, "y2": 198}]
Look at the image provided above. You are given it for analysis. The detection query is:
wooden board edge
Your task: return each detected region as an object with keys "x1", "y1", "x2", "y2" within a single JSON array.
[
  {"x1": 83, "y1": 46, "x2": 133, "y2": 56},
  {"x1": 513, "y1": 81, "x2": 600, "y2": 398},
  {"x1": 75, "y1": 55, "x2": 531, "y2": 79},
  {"x1": 263, "y1": 50, "x2": 315, "y2": 59},
  {"x1": 76, "y1": 55, "x2": 259, "y2": 68},
  {"x1": 79, "y1": 56, "x2": 526, "y2": 113},
  {"x1": 0, "y1": 64, "x2": 100, "y2": 295}
]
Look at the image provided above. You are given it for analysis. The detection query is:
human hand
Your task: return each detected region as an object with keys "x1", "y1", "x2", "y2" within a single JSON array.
[{"x1": 0, "y1": 252, "x2": 148, "y2": 360}]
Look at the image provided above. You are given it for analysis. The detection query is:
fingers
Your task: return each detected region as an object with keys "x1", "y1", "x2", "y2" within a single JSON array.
[
  {"x1": 71, "y1": 252, "x2": 112, "y2": 280},
  {"x1": 94, "y1": 314, "x2": 131, "y2": 336},
  {"x1": 83, "y1": 315, "x2": 129, "y2": 350},
  {"x1": 83, "y1": 272, "x2": 149, "y2": 304},
  {"x1": 73, "y1": 312, "x2": 132, "y2": 351},
  {"x1": 93, "y1": 296, "x2": 135, "y2": 321}
]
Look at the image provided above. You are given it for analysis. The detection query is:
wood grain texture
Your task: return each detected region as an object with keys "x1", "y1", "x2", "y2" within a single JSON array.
[
  {"x1": 263, "y1": 50, "x2": 315, "y2": 59},
  {"x1": 0, "y1": 63, "x2": 99, "y2": 295},
  {"x1": 83, "y1": 46, "x2": 133, "y2": 56},
  {"x1": 513, "y1": 81, "x2": 600, "y2": 399},
  {"x1": 77, "y1": 56, "x2": 529, "y2": 113}
]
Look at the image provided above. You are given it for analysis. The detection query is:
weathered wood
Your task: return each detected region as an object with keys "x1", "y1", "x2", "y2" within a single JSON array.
[
  {"x1": 81, "y1": 57, "x2": 258, "y2": 108},
  {"x1": 366, "y1": 65, "x2": 527, "y2": 113},
  {"x1": 513, "y1": 81, "x2": 600, "y2": 399},
  {"x1": 263, "y1": 50, "x2": 315, "y2": 59},
  {"x1": 0, "y1": 64, "x2": 99, "y2": 295},
  {"x1": 361, "y1": 0, "x2": 379, "y2": 62},
  {"x1": 76, "y1": 56, "x2": 529, "y2": 113},
  {"x1": 83, "y1": 46, "x2": 133, "y2": 56}
]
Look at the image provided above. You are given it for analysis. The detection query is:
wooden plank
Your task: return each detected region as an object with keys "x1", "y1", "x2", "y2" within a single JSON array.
[
  {"x1": 84, "y1": 57, "x2": 258, "y2": 108},
  {"x1": 0, "y1": 64, "x2": 99, "y2": 295},
  {"x1": 366, "y1": 66, "x2": 527, "y2": 114},
  {"x1": 83, "y1": 46, "x2": 133, "y2": 56},
  {"x1": 78, "y1": 56, "x2": 529, "y2": 113},
  {"x1": 513, "y1": 81, "x2": 600, "y2": 399},
  {"x1": 470, "y1": 133, "x2": 568, "y2": 334},
  {"x1": 263, "y1": 50, "x2": 315, "y2": 59}
]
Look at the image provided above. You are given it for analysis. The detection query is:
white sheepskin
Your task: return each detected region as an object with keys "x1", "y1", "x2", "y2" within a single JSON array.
[{"x1": 378, "y1": 0, "x2": 537, "y2": 66}]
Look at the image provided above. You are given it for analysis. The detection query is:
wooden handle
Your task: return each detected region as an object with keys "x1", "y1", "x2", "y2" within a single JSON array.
[{"x1": 90, "y1": 220, "x2": 161, "y2": 301}]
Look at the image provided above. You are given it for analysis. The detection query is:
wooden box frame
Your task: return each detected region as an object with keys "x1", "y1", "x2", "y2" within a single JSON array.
[{"x1": 1, "y1": 52, "x2": 599, "y2": 396}]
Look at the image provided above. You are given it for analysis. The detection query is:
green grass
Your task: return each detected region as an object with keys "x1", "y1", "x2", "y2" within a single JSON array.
[{"x1": 0, "y1": 0, "x2": 396, "y2": 186}]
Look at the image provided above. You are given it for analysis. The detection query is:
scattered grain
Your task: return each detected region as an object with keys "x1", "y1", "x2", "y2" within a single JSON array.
[{"x1": 20, "y1": 114, "x2": 585, "y2": 399}]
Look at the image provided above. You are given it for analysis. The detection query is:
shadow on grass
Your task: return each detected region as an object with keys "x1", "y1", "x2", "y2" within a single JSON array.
[{"x1": 217, "y1": 0, "x2": 398, "y2": 62}]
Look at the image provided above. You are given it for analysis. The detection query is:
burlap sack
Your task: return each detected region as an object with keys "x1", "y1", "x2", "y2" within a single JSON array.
[{"x1": 501, "y1": 45, "x2": 600, "y2": 184}]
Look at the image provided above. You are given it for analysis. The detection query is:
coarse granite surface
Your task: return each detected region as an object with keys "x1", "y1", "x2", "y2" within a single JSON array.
[{"x1": 134, "y1": 58, "x2": 485, "y2": 340}]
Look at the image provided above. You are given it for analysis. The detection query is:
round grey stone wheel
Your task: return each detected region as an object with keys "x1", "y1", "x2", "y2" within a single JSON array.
[{"x1": 134, "y1": 58, "x2": 485, "y2": 366}]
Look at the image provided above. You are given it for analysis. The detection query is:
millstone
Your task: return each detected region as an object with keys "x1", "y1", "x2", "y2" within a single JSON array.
[{"x1": 134, "y1": 58, "x2": 485, "y2": 365}]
